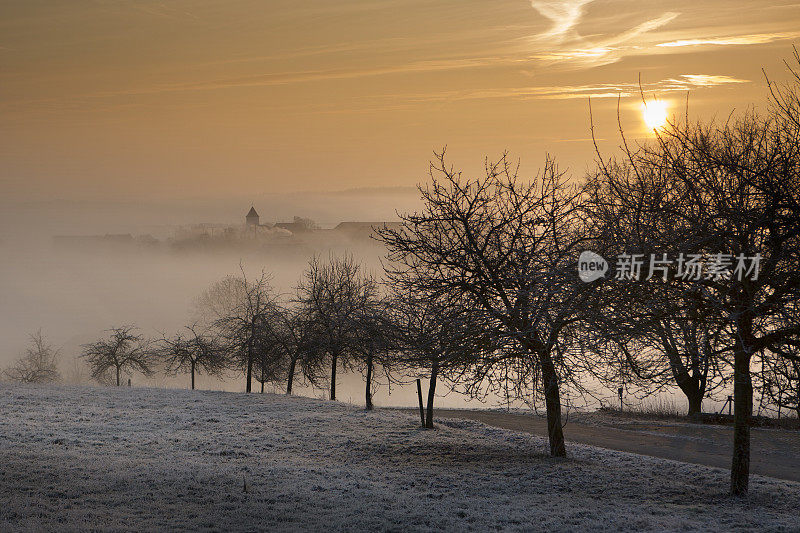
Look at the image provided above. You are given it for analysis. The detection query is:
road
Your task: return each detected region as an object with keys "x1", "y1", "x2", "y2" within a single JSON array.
[{"x1": 430, "y1": 409, "x2": 800, "y2": 483}]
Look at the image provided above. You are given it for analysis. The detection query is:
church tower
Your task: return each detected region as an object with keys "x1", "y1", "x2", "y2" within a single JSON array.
[{"x1": 246, "y1": 206, "x2": 260, "y2": 227}]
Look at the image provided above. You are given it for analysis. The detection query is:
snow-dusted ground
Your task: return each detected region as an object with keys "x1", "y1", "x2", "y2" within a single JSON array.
[{"x1": 1, "y1": 384, "x2": 799, "y2": 532}]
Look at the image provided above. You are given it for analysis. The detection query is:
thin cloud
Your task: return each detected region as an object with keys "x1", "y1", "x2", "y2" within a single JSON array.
[
  {"x1": 2, "y1": 71, "x2": 749, "y2": 115},
  {"x1": 664, "y1": 74, "x2": 749, "y2": 87},
  {"x1": 158, "y1": 57, "x2": 509, "y2": 92},
  {"x1": 604, "y1": 12, "x2": 680, "y2": 47},
  {"x1": 392, "y1": 74, "x2": 750, "y2": 103},
  {"x1": 531, "y1": 12, "x2": 680, "y2": 66},
  {"x1": 656, "y1": 32, "x2": 800, "y2": 48}
]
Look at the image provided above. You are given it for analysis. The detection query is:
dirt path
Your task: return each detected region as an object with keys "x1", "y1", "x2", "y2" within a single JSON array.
[{"x1": 431, "y1": 409, "x2": 800, "y2": 483}]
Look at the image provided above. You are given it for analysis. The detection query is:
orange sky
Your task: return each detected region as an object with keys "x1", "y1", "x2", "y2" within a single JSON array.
[{"x1": 2, "y1": 0, "x2": 800, "y2": 201}]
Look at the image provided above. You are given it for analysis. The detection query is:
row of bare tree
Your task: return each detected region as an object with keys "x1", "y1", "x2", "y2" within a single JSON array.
[
  {"x1": 377, "y1": 55, "x2": 800, "y2": 498},
  {"x1": 13, "y1": 50, "x2": 800, "y2": 498}
]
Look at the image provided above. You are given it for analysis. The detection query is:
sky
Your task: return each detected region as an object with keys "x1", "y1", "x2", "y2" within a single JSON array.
[{"x1": 2, "y1": 0, "x2": 800, "y2": 202}]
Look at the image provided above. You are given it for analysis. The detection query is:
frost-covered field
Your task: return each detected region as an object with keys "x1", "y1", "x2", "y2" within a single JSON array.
[{"x1": 1, "y1": 384, "x2": 799, "y2": 532}]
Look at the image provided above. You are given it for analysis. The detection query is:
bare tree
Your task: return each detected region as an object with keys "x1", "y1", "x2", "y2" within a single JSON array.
[
  {"x1": 269, "y1": 304, "x2": 325, "y2": 396},
  {"x1": 387, "y1": 290, "x2": 488, "y2": 427},
  {"x1": 64, "y1": 354, "x2": 90, "y2": 385},
  {"x1": 252, "y1": 318, "x2": 289, "y2": 393},
  {"x1": 3, "y1": 330, "x2": 61, "y2": 384},
  {"x1": 191, "y1": 274, "x2": 248, "y2": 328},
  {"x1": 206, "y1": 270, "x2": 277, "y2": 393},
  {"x1": 582, "y1": 307, "x2": 729, "y2": 416},
  {"x1": 350, "y1": 293, "x2": 393, "y2": 411},
  {"x1": 592, "y1": 70, "x2": 800, "y2": 493},
  {"x1": 81, "y1": 326, "x2": 153, "y2": 386},
  {"x1": 378, "y1": 150, "x2": 593, "y2": 457},
  {"x1": 296, "y1": 254, "x2": 373, "y2": 401},
  {"x1": 157, "y1": 326, "x2": 228, "y2": 390},
  {"x1": 583, "y1": 170, "x2": 730, "y2": 415},
  {"x1": 760, "y1": 347, "x2": 800, "y2": 419}
]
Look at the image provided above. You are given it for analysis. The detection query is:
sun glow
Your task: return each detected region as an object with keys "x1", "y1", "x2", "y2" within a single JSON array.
[{"x1": 641, "y1": 100, "x2": 669, "y2": 130}]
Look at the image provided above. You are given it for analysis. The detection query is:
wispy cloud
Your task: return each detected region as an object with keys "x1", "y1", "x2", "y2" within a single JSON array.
[
  {"x1": 662, "y1": 74, "x2": 749, "y2": 87},
  {"x1": 656, "y1": 32, "x2": 800, "y2": 48},
  {"x1": 155, "y1": 57, "x2": 508, "y2": 92},
  {"x1": 228, "y1": 74, "x2": 748, "y2": 116},
  {"x1": 1, "y1": 1, "x2": 784, "y2": 113},
  {"x1": 527, "y1": 3, "x2": 680, "y2": 67},
  {"x1": 529, "y1": 0, "x2": 594, "y2": 41},
  {"x1": 2, "y1": 69, "x2": 749, "y2": 116},
  {"x1": 604, "y1": 12, "x2": 680, "y2": 47},
  {"x1": 392, "y1": 74, "x2": 750, "y2": 103}
]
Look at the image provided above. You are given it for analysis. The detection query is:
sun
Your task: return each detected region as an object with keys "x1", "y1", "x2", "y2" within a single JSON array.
[{"x1": 641, "y1": 100, "x2": 669, "y2": 130}]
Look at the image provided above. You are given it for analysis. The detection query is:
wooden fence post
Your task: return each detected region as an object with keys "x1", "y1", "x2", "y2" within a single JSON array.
[{"x1": 416, "y1": 379, "x2": 425, "y2": 427}]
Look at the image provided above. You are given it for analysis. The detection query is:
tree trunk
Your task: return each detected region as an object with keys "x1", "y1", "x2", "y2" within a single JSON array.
[
  {"x1": 191, "y1": 360, "x2": 196, "y2": 390},
  {"x1": 286, "y1": 356, "x2": 297, "y2": 395},
  {"x1": 116, "y1": 367, "x2": 121, "y2": 387},
  {"x1": 687, "y1": 392, "x2": 703, "y2": 417},
  {"x1": 260, "y1": 380, "x2": 264, "y2": 394},
  {"x1": 731, "y1": 348, "x2": 753, "y2": 495},
  {"x1": 365, "y1": 352, "x2": 374, "y2": 411},
  {"x1": 246, "y1": 342, "x2": 253, "y2": 393},
  {"x1": 425, "y1": 361, "x2": 438, "y2": 429},
  {"x1": 539, "y1": 353, "x2": 566, "y2": 457},
  {"x1": 330, "y1": 352, "x2": 337, "y2": 401},
  {"x1": 665, "y1": 347, "x2": 705, "y2": 417}
]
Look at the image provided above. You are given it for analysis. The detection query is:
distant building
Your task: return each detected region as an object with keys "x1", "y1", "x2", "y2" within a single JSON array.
[
  {"x1": 246, "y1": 206, "x2": 260, "y2": 227},
  {"x1": 274, "y1": 216, "x2": 317, "y2": 234},
  {"x1": 243, "y1": 207, "x2": 398, "y2": 240},
  {"x1": 274, "y1": 222, "x2": 311, "y2": 234}
]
